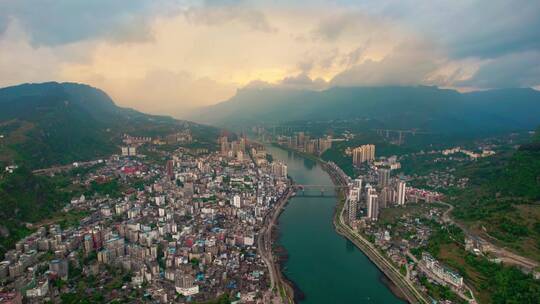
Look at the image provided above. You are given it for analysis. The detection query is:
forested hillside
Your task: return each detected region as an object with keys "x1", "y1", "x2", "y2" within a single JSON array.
[
  {"x1": 193, "y1": 86, "x2": 540, "y2": 136},
  {"x1": 0, "y1": 82, "x2": 218, "y2": 169}
]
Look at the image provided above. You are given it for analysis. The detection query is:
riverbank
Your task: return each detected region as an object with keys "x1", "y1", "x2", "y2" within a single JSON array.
[
  {"x1": 272, "y1": 191, "x2": 300, "y2": 303},
  {"x1": 257, "y1": 185, "x2": 296, "y2": 303},
  {"x1": 323, "y1": 162, "x2": 429, "y2": 304},
  {"x1": 248, "y1": 144, "x2": 295, "y2": 304},
  {"x1": 271, "y1": 142, "x2": 427, "y2": 303},
  {"x1": 273, "y1": 239, "x2": 306, "y2": 303}
]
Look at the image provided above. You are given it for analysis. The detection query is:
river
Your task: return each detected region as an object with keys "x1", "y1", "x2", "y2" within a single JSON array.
[{"x1": 266, "y1": 145, "x2": 405, "y2": 304}]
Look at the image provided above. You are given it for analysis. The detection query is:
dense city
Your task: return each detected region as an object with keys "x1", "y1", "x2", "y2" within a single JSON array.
[{"x1": 0, "y1": 134, "x2": 290, "y2": 303}]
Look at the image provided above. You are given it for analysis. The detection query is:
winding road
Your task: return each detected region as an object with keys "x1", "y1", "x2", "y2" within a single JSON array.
[{"x1": 438, "y1": 201, "x2": 538, "y2": 271}]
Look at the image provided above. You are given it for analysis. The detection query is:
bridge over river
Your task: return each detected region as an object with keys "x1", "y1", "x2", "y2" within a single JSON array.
[{"x1": 293, "y1": 184, "x2": 347, "y2": 197}]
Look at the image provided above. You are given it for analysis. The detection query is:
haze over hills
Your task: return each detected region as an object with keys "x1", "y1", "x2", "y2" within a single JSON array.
[
  {"x1": 191, "y1": 86, "x2": 540, "y2": 135},
  {"x1": 0, "y1": 82, "x2": 218, "y2": 169}
]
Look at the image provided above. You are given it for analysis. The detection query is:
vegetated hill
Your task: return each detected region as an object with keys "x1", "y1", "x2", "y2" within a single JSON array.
[
  {"x1": 0, "y1": 166, "x2": 72, "y2": 258},
  {"x1": 192, "y1": 86, "x2": 540, "y2": 135},
  {"x1": 450, "y1": 128, "x2": 540, "y2": 260},
  {"x1": 0, "y1": 82, "x2": 218, "y2": 168},
  {"x1": 455, "y1": 127, "x2": 540, "y2": 205}
]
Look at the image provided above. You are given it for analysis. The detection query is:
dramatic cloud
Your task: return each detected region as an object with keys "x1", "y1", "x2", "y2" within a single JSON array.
[
  {"x1": 280, "y1": 73, "x2": 327, "y2": 90},
  {"x1": 0, "y1": 0, "x2": 539, "y2": 116},
  {"x1": 330, "y1": 40, "x2": 442, "y2": 87},
  {"x1": 458, "y1": 51, "x2": 540, "y2": 88},
  {"x1": 0, "y1": 0, "x2": 172, "y2": 46}
]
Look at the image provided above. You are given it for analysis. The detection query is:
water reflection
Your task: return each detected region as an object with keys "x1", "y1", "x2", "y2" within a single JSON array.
[
  {"x1": 303, "y1": 157, "x2": 315, "y2": 170},
  {"x1": 345, "y1": 239, "x2": 356, "y2": 252}
]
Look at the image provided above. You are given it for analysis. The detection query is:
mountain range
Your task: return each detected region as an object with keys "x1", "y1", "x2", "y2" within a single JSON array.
[
  {"x1": 0, "y1": 82, "x2": 217, "y2": 169},
  {"x1": 191, "y1": 86, "x2": 540, "y2": 135}
]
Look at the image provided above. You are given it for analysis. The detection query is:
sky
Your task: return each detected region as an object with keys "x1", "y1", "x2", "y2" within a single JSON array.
[{"x1": 1, "y1": 0, "x2": 539, "y2": 117}]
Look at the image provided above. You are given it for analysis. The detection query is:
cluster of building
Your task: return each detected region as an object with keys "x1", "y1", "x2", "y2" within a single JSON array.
[
  {"x1": 277, "y1": 132, "x2": 332, "y2": 156},
  {"x1": 335, "y1": 144, "x2": 470, "y2": 302},
  {"x1": 441, "y1": 147, "x2": 495, "y2": 160},
  {"x1": 410, "y1": 168, "x2": 470, "y2": 191},
  {"x1": 339, "y1": 144, "x2": 405, "y2": 224},
  {"x1": 121, "y1": 146, "x2": 137, "y2": 157},
  {"x1": 122, "y1": 131, "x2": 193, "y2": 147},
  {"x1": 164, "y1": 131, "x2": 193, "y2": 145},
  {"x1": 1, "y1": 138, "x2": 290, "y2": 303},
  {"x1": 120, "y1": 131, "x2": 193, "y2": 158},
  {"x1": 122, "y1": 134, "x2": 153, "y2": 145},
  {"x1": 351, "y1": 144, "x2": 376, "y2": 165},
  {"x1": 219, "y1": 134, "x2": 248, "y2": 161},
  {"x1": 270, "y1": 161, "x2": 287, "y2": 178},
  {"x1": 421, "y1": 252, "x2": 464, "y2": 288},
  {"x1": 373, "y1": 155, "x2": 401, "y2": 170},
  {"x1": 405, "y1": 188, "x2": 444, "y2": 203},
  {"x1": 345, "y1": 172, "x2": 407, "y2": 225}
]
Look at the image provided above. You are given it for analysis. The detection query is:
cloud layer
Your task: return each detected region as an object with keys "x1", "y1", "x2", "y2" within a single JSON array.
[{"x1": 0, "y1": 0, "x2": 539, "y2": 116}]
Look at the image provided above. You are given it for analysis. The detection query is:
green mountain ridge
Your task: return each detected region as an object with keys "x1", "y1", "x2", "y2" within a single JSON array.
[
  {"x1": 191, "y1": 86, "x2": 540, "y2": 135},
  {"x1": 0, "y1": 82, "x2": 218, "y2": 168}
]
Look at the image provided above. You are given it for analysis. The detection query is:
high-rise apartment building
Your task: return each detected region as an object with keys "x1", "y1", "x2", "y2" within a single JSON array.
[
  {"x1": 317, "y1": 136, "x2": 332, "y2": 155},
  {"x1": 239, "y1": 136, "x2": 246, "y2": 152},
  {"x1": 347, "y1": 198, "x2": 357, "y2": 224},
  {"x1": 121, "y1": 146, "x2": 137, "y2": 156},
  {"x1": 367, "y1": 194, "x2": 379, "y2": 221},
  {"x1": 353, "y1": 178, "x2": 363, "y2": 190},
  {"x1": 166, "y1": 160, "x2": 174, "y2": 180},
  {"x1": 378, "y1": 168, "x2": 390, "y2": 188},
  {"x1": 396, "y1": 181, "x2": 406, "y2": 206},
  {"x1": 219, "y1": 136, "x2": 229, "y2": 156},
  {"x1": 352, "y1": 144, "x2": 376, "y2": 165},
  {"x1": 380, "y1": 187, "x2": 393, "y2": 209},
  {"x1": 271, "y1": 161, "x2": 288, "y2": 178},
  {"x1": 232, "y1": 195, "x2": 242, "y2": 208},
  {"x1": 349, "y1": 186, "x2": 361, "y2": 203},
  {"x1": 365, "y1": 184, "x2": 376, "y2": 204}
]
